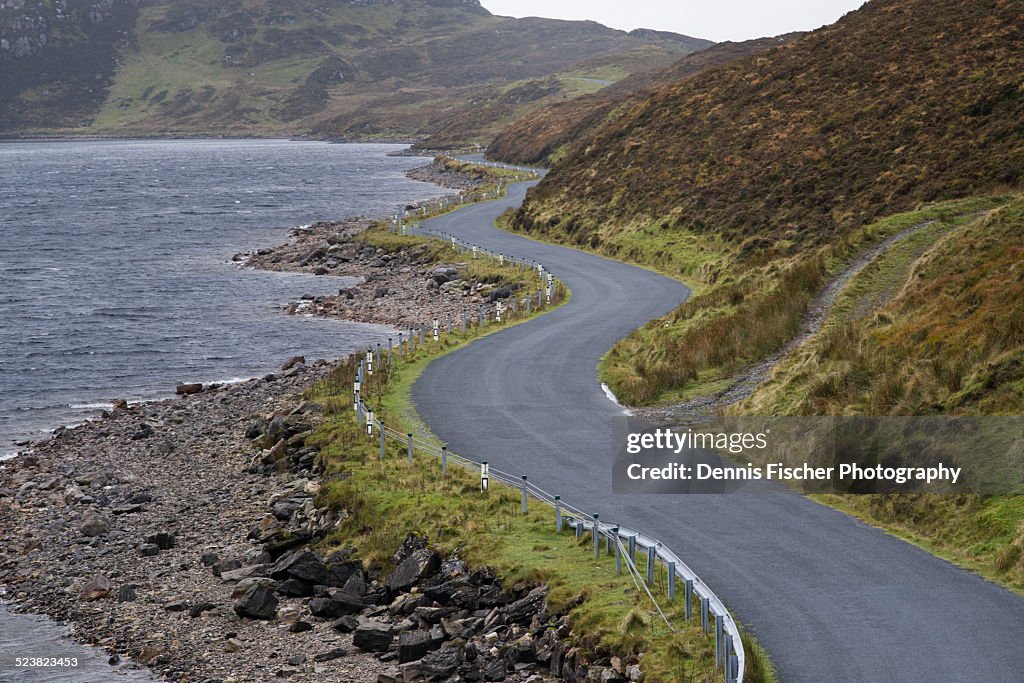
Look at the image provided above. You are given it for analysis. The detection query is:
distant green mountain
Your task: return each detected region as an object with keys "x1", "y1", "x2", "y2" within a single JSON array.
[{"x1": 0, "y1": 0, "x2": 712, "y2": 139}]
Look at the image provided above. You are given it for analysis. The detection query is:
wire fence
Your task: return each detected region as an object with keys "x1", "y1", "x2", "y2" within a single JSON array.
[
  {"x1": 387, "y1": 155, "x2": 539, "y2": 228},
  {"x1": 335, "y1": 185, "x2": 745, "y2": 682}
]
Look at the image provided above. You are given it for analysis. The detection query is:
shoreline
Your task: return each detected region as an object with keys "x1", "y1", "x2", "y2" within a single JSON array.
[
  {"x1": 0, "y1": 152, "x2": 540, "y2": 682},
  {"x1": 1, "y1": 153, "x2": 471, "y2": 462}
]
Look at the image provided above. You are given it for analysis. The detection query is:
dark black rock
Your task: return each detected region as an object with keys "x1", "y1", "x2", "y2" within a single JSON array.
[
  {"x1": 391, "y1": 534, "x2": 428, "y2": 565},
  {"x1": 132, "y1": 423, "x2": 155, "y2": 440},
  {"x1": 314, "y1": 647, "x2": 348, "y2": 663},
  {"x1": 289, "y1": 621, "x2": 313, "y2": 633},
  {"x1": 332, "y1": 615, "x2": 360, "y2": 633},
  {"x1": 117, "y1": 585, "x2": 137, "y2": 603},
  {"x1": 386, "y1": 548, "x2": 441, "y2": 593},
  {"x1": 276, "y1": 578, "x2": 315, "y2": 598},
  {"x1": 212, "y1": 559, "x2": 241, "y2": 576},
  {"x1": 325, "y1": 557, "x2": 366, "y2": 589},
  {"x1": 262, "y1": 529, "x2": 312, "y2": 558},
  {"x1": 341, "y1": 570, "x2": 366, "y2": 596},
  {"x1": 421, "y1": 643, "x2": 465, "y2": 679},
  {"x1": 200, "y1": 552, "x2": 220, "y2": 567},
  {"x1": 413, "y1": 606, "x2": 454, "y2": 625},
  {"x1": 272, "y1": 496, "x2": 310, "y2": 522},
  {"x1": 510, "y1": 638, "x2": 536, "y2": 665},
  {"x1": 398, "y1": 629, "x2": 437, "y2": 664},
  {"x1": 189, "y1": 602, "x2": 217, "y2": 618},
  {"x1": 144, "y1": 532, "x2": 176, "y2": 550},
  {"x1": 270, "y1": 550, "x2": 329, "y2": 584},
  {"x1": 234, "y1": 584, "x2": 278, "y2": 620},
  {"x1": 353, "y1": 621, "x2": 395, "y2": 652},
  {"x1": 139, "y1": 544, "x2": 160, "y2": 557},
  {"x1": 506, "y1": 586, "x2": 547, "y2": 625},
  {"x1": 308, "y1": 591, "x2": 365, "y2": 619}
]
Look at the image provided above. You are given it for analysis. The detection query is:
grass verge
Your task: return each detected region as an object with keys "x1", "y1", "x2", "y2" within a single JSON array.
[{"x1": 301, "y1": 223, "x2": 774, "y2": 681}]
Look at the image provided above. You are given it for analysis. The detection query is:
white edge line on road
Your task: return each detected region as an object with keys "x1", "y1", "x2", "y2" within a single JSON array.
[{"x1": 602, "y1": 383, "x2": 632, "y2": 415}]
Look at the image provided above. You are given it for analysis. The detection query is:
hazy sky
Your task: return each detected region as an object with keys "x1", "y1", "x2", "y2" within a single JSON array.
[{"x1": 480, "y1": 1, "x2": 867, "y2": 43}]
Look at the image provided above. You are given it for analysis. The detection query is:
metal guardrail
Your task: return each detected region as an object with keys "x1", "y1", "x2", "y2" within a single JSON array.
[
  {"x1": 347, "y1": 193, "x2": 745, "y2": 682},
  {"x1": 358, "y1": 406, "x2": 746, "y2": 682}
]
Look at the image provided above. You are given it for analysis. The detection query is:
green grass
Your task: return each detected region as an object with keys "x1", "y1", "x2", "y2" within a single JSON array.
[
  {"x1": 305, "y1": 305, "x2": 770, "y2": 682},
  {"x1": 583, "y1": 195, "x2": 1012, "y2": 407},
  {"x1": 298, "y1": 212, "x2": 773, "y2": 681},
  {"x1": 815, "y1": 494, "x2": 1024, "y2": 595}
]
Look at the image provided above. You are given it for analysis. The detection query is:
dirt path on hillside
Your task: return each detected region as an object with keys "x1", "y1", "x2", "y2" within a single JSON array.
[{"x1": 633, "y1": 218, "x2": 947, "y2": 425}]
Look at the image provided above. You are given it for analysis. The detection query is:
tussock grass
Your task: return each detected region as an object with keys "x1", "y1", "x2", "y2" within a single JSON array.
[
  {"x1": 307, "y1": 337, "x2": 769, "y2": 682},
  {"x1": 298, "y1": 223, "x2": 774, "y2": 681}
]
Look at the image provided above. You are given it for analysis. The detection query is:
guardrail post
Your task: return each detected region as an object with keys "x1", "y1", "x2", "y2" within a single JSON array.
[
  {"x1": 685, "y1": 580, "x2": 693, "y2": 621},
  {"x1": 462, "y1": 307, "x2": 467, "y2": 334},
  {"x1": 521, "y1": 476, "x2": 528, "y2": 514},
  {"x1": 647, "y1": 545, "x2": 656, "y2": 584},
  {"x1": 715, "y1": 614, "x2": 723, "y2": 668},
  {"x1": 447, "y1": 315, "x2": 452, "y2": 335},
  {"x1": 667, "y1": 562, "x2": 676, "y2": 601},
  {"x1": 407, "y1": 433, "x2": 413, "y2": 463},
  {"x1": 398, "y1": 333, "x2": 403, "y2": 359},
  {"x1": 575, "y1": 519, "x2": 583, "y2": 537},
  {"x1": 628, "y1": 535, "x2": 636, "y2": 563},
  {"x1": 441, "y1": 446, "x2": 447, "y2": 475},
  {"x1": 725, "y1": 635, "x2": 735, "y2": 681},
  {"x1": 379, "y1": 423, "x2": 386, "y2": 460},
  {"x1": 613, "y1": 528, "x2": 622, "y2": 574},
  {"x1": 701, "y1": 597, "x2": 710, "y2": 634},
  {"x1": 387, "y1": 337, "x2": 393, "y2": 364},
  {"x1": 592, "y1": 515, "x2": 600, "y2": 559},
  {"x1": 555, "y1": 496, "x2": 562, "y2": 533},
  {"x1": 375, "y1": 342, "x2": 381, "y2": 369},
  {"x1": 357, "y1": 399, "x2": 364, "y2": 427},
  {"x1": 730, "y1": 654, "x2": 738, "y2": 683},
  {"x1": 606, "y1": 528, "x2": 614, "y2": 556},
  {"x1": 478, "y1": 304, "x2": 484, "y2": 329}
]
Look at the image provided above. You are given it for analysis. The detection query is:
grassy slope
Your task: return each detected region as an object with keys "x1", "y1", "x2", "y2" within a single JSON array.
[
  {"x1": 738, "y1": 197, "x2": 1024, "y2": 592},
  {"x1": 507, "y1": 0, "x2": 1023, "y2": 407},
  {"x1": 1, "y1": 0, "x2": 712, "y2": 142},
  {"x1": 487, "y1": 34, "x2": 804, "y2": 167},
  {"x1": 513, "y1": 0, "x2": 1023, "y2": 250}
]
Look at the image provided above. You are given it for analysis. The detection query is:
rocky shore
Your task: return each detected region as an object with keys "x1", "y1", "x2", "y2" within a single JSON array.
[
  {"x1": 0, "y1": 160, "x2": 618, "y2": 683},
  {"x1": 239, "y1": 160, "x2": 514, "y2": 329},
  {"x1": 0, "y1": 358, "x2": 620, "y2": 683}
]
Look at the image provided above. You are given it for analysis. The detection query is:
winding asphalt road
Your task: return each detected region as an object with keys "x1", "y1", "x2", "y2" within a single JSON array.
[{"x1": 411, "y1": 181, "x2": 1024, "y2": 682}]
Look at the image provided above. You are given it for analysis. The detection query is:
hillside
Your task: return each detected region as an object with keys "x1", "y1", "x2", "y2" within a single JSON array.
[
  {"x1": 507, "y1": 0, "x2": 1024, "y2": 407},
  {"x1": 0, "y1": 0, "x2": 712, "y2": 139},
  {"x1": 487, "y1": 33, "x2": 803, "y2": 166}
]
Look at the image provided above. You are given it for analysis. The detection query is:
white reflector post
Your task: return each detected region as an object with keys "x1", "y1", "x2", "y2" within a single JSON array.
[{"x1": 481, "y1": 462, "x2": 490, "y2": 491}]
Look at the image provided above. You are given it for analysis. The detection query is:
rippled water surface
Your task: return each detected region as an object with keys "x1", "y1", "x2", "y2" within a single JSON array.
[
  {"x1": 0, "y1": 139, "x2": 448, "y2": 456},
  {"x1": 0, "y1": 139, "x2": 450, "y2": 680}
]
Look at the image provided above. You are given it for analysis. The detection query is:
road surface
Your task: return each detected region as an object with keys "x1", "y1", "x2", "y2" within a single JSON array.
[{"x1": 411, "y1": 181, "x2": 1024, "y2": 682}]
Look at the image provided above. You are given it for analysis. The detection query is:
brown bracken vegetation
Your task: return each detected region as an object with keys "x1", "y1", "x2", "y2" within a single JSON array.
[
  {"x1": 487, "y1": 34, "x2": 803, "y2": 166},
  {"x1": 507, "y1": 0, "x2": 1024, "y2": 406},
  {"x1": 512, "y1": 0, "x2": 1023, "y2": 253}
]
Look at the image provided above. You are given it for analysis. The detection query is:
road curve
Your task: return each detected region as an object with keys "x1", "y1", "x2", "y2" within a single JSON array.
[{"x1": 411, "y1": 181, "x2": 1024, "y2": 682}]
